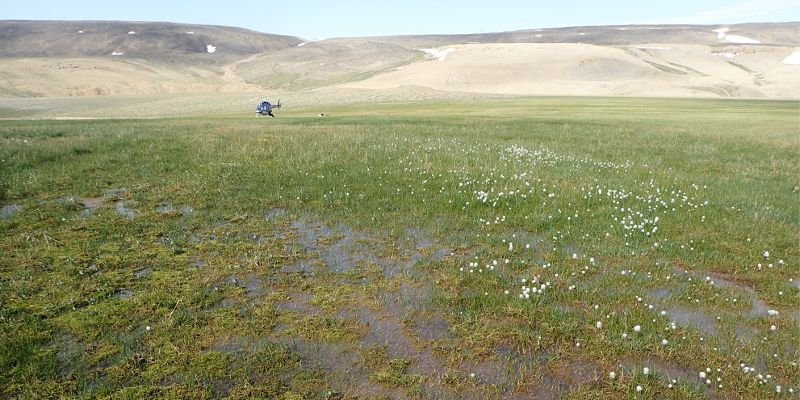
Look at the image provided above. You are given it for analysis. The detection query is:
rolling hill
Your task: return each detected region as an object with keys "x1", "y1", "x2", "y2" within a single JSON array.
[
  {"x1": 0, "y1": 21, "x2": 301, "y2": 97},
  {"x1": 0, "y1": 20, "x2": 301, "y2": 61},
  {"x1": 0, "y1": 20, "x2": 797, "y2": 101},
  {"x1": 239, "y1": 22, "x2": 799, "y2": 98}
]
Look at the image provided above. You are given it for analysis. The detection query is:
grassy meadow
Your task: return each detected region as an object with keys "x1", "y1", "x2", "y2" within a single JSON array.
[{"x1": 0, "y1": 97, "x2": 798, "y2": 399}]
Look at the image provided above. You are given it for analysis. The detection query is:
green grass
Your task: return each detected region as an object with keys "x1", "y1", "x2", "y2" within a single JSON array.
[{"x1": 1, "y1": 97, "x2": 798, "y2": 399}]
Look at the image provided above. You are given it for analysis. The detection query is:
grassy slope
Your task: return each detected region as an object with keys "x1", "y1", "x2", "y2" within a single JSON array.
[
  {"x1": 0, "y1": 98, "x2": 798, "y2": 399},
  {"x1": 235, "y1": 40, "x2": 425, "y2": 91},
  {"x1": 0, "y1": 58, "x2": 263, "y2": 98}
]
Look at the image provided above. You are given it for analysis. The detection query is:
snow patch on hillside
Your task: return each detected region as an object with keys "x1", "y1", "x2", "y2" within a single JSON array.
[
  {"x1": 298, "y1": 39, "x2": 324, "y2": 47},
  {"x1": 724, "y1": 34, "x2": 760, "y2": 44},
  {"x1": 712, "y1": 28, "x2": 730, "y2": 33},
  {"x1": 420, "y1": 48, "x2": 455, "y2": 62},
  {"x1": 782, "y1": 51, "x2": 800, "y2": 65},
  {"x1": 713, "y1": 27, "x2": 730, "y2": 39},
  {"x1": 714, "y1": 28, "x2": 760, "y2": 44}
]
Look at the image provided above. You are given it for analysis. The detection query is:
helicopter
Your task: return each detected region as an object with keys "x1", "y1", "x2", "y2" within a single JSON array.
[{"x1": 255, "y1": 97, "x2": 281, "y2": 117}]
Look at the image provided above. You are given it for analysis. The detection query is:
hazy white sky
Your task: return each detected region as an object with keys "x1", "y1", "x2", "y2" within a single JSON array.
[{"x1": 2, "y1": 0, "x2": 798, "y2": 39}]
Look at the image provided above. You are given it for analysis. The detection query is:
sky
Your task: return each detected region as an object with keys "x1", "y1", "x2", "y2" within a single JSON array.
[{"x1": 2, "y1": 0, "x2": 799, "y2": 39}]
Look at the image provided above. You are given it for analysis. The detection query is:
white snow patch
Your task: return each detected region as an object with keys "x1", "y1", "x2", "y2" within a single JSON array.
[
  {"x1": 128, "y1": 31, "x2": 136, "y2": 35},
  {"x1": 206, "y1": 45, "x2": 216, "y2": 53},
  {"x1": 111, "y1": 52, "x2": 124, "y2": 56},
  {"x1": 635, "y1": 46, "x2": 671, "y2": 50},
  {"x1": 618, "y1": 27, "x2": 628, "y2": 31},
  {"x1": 714, "y1": 28, "x2": 730, "y2": 40},
  {"x1": 420, "y1": 48, "x2": 455, "y2": 62},
  {"x1": 186, "y1": 31, "x2": 194, "y2": 35},
  {"x1": 782, "y1": 51, "x2": 800, "y2": 65},
  {"x1": 78, "y1": 30, "x2": 84, "y2": 34},
  {"x1": 535, "y1": 34, "x2": 543, "y2": 38},
  {"x1": 724, "y1": 34, "x2": 760, "y2": 44},
  {"x1": 297, "y1": 39, "x2": 324, "y2": 47},
  {"x1": 713, "y1": 51, "x2": 740, "y2": 58},
  {"x1": 578, "y1": 32, "x2": 586, "y2": 36}
]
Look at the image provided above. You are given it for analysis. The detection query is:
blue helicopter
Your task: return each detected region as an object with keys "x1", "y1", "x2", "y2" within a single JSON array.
[{"x1": 255, "y1": 97, "x2": 281, "y2": 117}]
